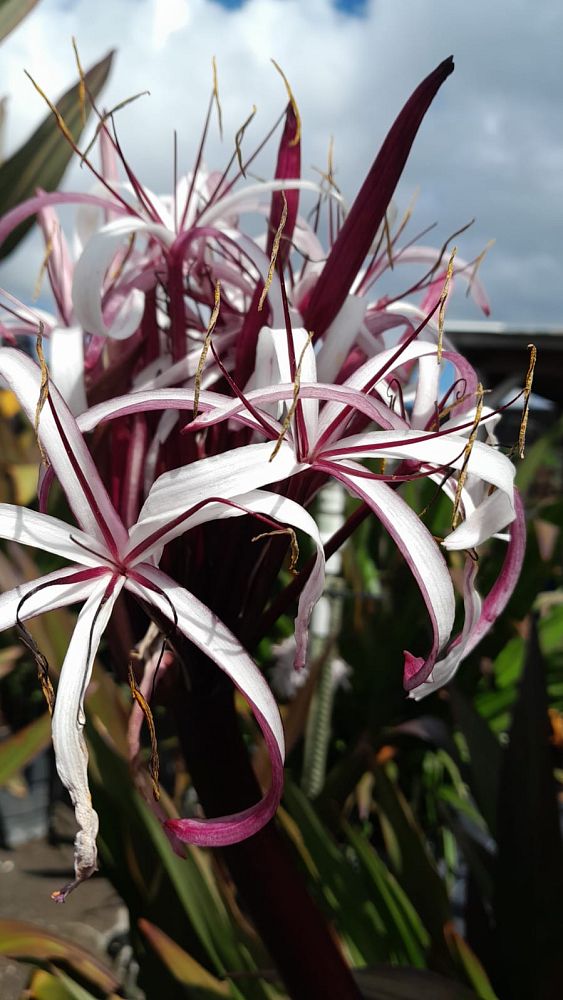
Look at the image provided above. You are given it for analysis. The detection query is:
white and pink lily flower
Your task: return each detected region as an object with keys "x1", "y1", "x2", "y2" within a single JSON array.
[
  {"x1": 70, "y1": 309, "x2": 522, "y2": 698},
  {"x1": 0, "y1": 345, "x2": 330, "y2": 900}
]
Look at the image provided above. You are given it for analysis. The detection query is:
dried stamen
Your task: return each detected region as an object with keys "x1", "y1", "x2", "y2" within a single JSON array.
[
  {"x1": 269, "y1": 330, "x2": 313, "y2": 461},
  {"x1": 34, "y1": 327, "x2": 50, "y2": 468},
  {"x1": 14, "y1": 621, "x2": 55, "y2": 715},
  {"x1": 465, "y1": 239, "x2": 495, "y2": 299},
  {"x1": 518, "y1": 343, "x2": 537, "y2": 459},
  {"x1": 128, "y1": 661, "x2": 160, "y2": 801},
  {"x1": 212, "y1": 56, "x2": 223, "y2": 140},
  {"x1": 252, "y1": 527, "x2": 300, "y2": 575},
  {"x1": 71, "y1": 36, "x2": 87, "y2": 127},
  {"x1": 437, "y1": 247, "x2": 456, "y2": 365},
  {"x1": 33, "y1": 237, "x2": 53, "y2": 302},
  {"x1": 271, "y1": 60, "x2": 301, "y2": 146},
  {"x1": 234, "y1": 105, "x2": 257, "y2": 177},
  {"x1": 193, "y1": 281, "x2": 221, "y2": 418},
  {"x1": 451, "y1": 382, "x2": 484, "y2": 530},
  {"x1": 24, "y1": 71, "x2": 75, "y2": 145},
  {"x1": 258, "y1": 193, "x2": 288, "y2": 312}
]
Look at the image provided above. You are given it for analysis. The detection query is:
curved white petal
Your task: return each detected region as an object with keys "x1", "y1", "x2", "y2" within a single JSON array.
[
  {"x1": 130, "y1": 489, "x2": 325, "y2": 671},
  {"x1": 49, "y1": 326, "x2": 87, "y2": 415},
  {"x1": 72, "y1": 217, "x2": 172, "y2": 339},
  {"x1": 0, "y1": 566, "x2": 105, "y2": 632},
  {"x1": 329, "y1": 460, "x2": 456, "y2": 689},
  {"x1": 0, "y1": 348, "x2": 127, "y2": 551},
  {"x1": 315, "y1": 340, "x2": 433, "y2": 445},
  {"x1": 409, "y1": 558, "x2": 482, "y2": 700},
  {"x1": 51, "y1": 576, "x2": 123, "y2": 900},
  {"x1": 129, "y1": 441, "x2": 303, "y2": 555},
  {"x1": 198, "y1": 179, "x2": 328, "y2": 228},
  {"x1": 126, "y1": 565, "x2": 285, "y2": 846},
  {"x1": 254, "y1": 327, "x2": 318, "y2": 447},
  {"x1": 443, "y1": 488, "x2": 516, "y2": 550},
  {"x1": 0, "y1": 506, "x2": 115, "y2": 568},
  {"x1": 411, "y1": 353, "x2": 441, "y2": 430},
  {"x1": 316, "y1": 294, "x2": 367, "y2": 383},
  {"x1": 324, "y1": 431, "x2": 515, "y2": 502}
]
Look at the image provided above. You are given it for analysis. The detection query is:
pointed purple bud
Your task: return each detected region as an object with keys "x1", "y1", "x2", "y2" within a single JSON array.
[
  {"x1": 266, "y1": 102, "x2": 301, "y2": 267},
  {"x1": 235, "y1": 103, "x2": 301, "y2": 387},
  {"x1": 303, "y1": 57, "x2": 455, "y2": 337}
]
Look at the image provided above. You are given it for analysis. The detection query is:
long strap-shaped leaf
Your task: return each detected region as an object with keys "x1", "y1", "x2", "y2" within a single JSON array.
[
  {"x1": 0, "y1": 0, "x2": 39, "y2": 42},
  {"x1": 0, "y1": 49, "x2": 114, "y2": 258},
  {"x1": 303, "y1": 56, "x2": 454, "y2": 338}
]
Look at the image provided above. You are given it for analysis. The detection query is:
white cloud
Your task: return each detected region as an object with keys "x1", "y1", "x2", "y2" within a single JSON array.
[{"x1": 0, "y1": 0, "x2": 560, "y2": 322}]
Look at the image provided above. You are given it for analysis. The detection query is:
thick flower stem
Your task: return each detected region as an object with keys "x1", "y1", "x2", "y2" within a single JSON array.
[{"x1": 172, "y1": 667, "x2": 362, "y2": 1000}]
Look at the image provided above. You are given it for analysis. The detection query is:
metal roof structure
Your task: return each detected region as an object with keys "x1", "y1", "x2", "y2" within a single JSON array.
[{"x1": 446, "y1": 322, "x2": 563, "y2": 407}]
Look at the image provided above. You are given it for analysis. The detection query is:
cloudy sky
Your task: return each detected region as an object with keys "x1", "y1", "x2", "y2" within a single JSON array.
[{"x1": 1, "y1": 0, "x2": 561, "y2": 324}]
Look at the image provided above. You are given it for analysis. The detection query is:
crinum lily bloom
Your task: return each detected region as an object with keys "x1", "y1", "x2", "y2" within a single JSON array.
[
  {"x1": 71, "y1": 318, "x2": 523, "y2": 697},
  {"x1": 0, "y1": 346, "x2": 327, "y2": 900}
]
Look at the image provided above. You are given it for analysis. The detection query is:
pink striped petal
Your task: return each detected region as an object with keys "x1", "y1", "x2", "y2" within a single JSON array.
[
  {"x1": 325, "y1": 459, "x2": 455, "y2": 689},
  {"x1": 125, "y1": 565, "x2": 285, "y2": 846},
  {"x1": 0, "y1": 348, "x2": 127, "y2": 553},
  {"x1": 51, "y1": 577, "x2": 123, "y2": 901}
]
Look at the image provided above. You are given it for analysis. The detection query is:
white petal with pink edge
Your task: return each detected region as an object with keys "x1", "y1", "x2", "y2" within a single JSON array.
[
  {"x1": 125, "y1": 564, "x2": 285, "y2": 846},
  {"x1": 51, "y1": 576, "x2": 123, "y2": 901},
  {"x1": 0, "y1": 348, "x2": 127, "y2": 551}
]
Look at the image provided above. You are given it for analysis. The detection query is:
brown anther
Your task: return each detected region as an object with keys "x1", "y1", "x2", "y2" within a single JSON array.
[
  {"x1": 234, "y1": 105, "x2": 257, "y2": 177},
  {"x1": 451, "y1": 382, "x2": 484, "y2": 530},
  {"x1": 518, "y1": 343, "x2": 537, "y2": 459},
  {"x1": 437, "y1": 247, "x2": 456, "y2": 365},
  {"x1": 34, "y1": 326, "x2": 50, "y2": 468},
  {"x1": 193, "y1": 281, "x2": 221, "y2": 418},
  {"x1": 15, "y1": 622, "x2": 55, "y2": 716},
  {"x1": 252, "y1": 527, "x2": 300, "y2": 575},
  {"x1": 128, "y1": 661, "x2": 161, "y2": 801},
  {"x1": 211, "y1": 56, "x2": 223, "y2": 140},
  {"x1": 271, "y1": 60, "x2": 301, "y2": 146},
  {"x1": 259, "y1": 193, "x2": 288, "y2": 312},
  {"x1": 269, "y1": 330, "x2": 313, "y2": 461}
]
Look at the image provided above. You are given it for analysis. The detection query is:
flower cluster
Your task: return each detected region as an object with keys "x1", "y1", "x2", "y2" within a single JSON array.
[{"x1": 0, "y1": 56, "x2": 524, "y2": 899}]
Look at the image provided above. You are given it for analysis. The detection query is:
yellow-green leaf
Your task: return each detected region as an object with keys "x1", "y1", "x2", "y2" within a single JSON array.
[
  {"x1": 139, "y1": 918, "x2": 229, "y2": 996},
  {"x1": 0, "y1": 920, "x2": 120, "y2": 994},
  {"x1": 0, "y1": 712, "x2": 50, "y2": 786}
]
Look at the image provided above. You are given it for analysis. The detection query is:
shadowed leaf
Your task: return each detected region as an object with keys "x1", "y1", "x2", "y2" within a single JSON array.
[
  {"x1": 494, "y1": 619, "x2": 563, "y2": 1000},
  {"x1": 139, "y1": 918, "x2": 229, "y2": 996},
  {"x1": 0, "y1": 50, "x2": 114, "y2": 258},
  {"x1": 0, "y1": 0, "x2": 39, "y2": 41},
  {"x1": 0, "y1": 920, "x2": 120, "y2": 993},
  {"x1": 0, "y1": 711, "x2": 50, "y2": 786},
  {"x1": 353, "y1": 965, "x2": 480, "y2": 999},
  {"x1": 450, "y1": 687, "x2": 501, "y2": 838}
]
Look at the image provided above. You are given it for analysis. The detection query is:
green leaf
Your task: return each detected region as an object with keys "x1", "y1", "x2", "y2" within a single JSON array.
[
  {"x1": 28, "y1": 969, "x2": 96, "y2": 1000},
  {"x1": 353, "y1": 965, "x2": 480, "y2": 999},
  {"x1": 0, "y1": 0, "x2": 39, "y2": 41},
  {"x1": 374, "y1": 764, "x2": 451, "y2": 949},
  {"x1": 0, "y1": 49, "x2": 114, "y2": 258},
  {"x1": 0, "y1": 712, "x2": 51, "y2": 786},
  {"x1": 494, "y1": 619, "x2": 563, "y2": 1000},
  {"x1": 282, "y1": 779, "x2": 401, "y2": 965},
  {"x1": 0, "y1": 919, "x2": 120, "y2": 994},
  {"x1": 139, "y1": 918, "x2": 229, "y2": 997},
  {"x1": 86, "y1": 722, "x2": 271, "y2": 1000},
  {"x1": 449, "y1": 688, "x2": 501, "y2": 838},
  {"x1": 343, "y1": 821, "x2": 430, "y2": 967},
  {"x1": 445, "y1": 930, "x2": 499, "y2": 1000}
]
